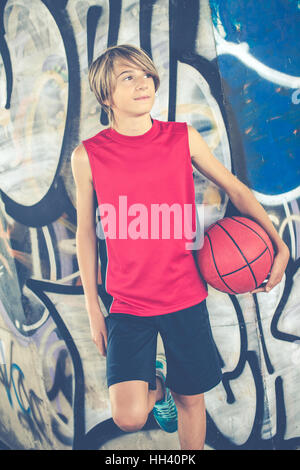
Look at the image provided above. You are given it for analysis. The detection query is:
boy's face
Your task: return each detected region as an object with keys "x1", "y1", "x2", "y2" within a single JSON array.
[{"x1": 107, "y1": 59, "x2": 156, "y2": 121}]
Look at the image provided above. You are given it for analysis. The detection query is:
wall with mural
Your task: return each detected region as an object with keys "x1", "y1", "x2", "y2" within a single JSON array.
[{"x1": 0, "y1": 0, "x2": 299, "y2": 450}]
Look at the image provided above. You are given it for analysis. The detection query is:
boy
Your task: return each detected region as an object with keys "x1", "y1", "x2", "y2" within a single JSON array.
[{"x1": 71, "y1": 44, "x2": 289, "y2": 450}]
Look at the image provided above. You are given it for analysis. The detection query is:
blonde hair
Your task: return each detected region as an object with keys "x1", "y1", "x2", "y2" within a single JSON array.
[{"x1": 88, "y1": 44, "x2": 160, "y2": 126}]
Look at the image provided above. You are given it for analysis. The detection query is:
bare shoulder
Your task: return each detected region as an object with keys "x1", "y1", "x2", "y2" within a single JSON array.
[
  {"x1": 71, "y1": 143, "x2": 93, "y2": 187},
  {"x1": 71, "y1": 143, "x2": 89, "y2": 167},
  {"x1": 186, "y1": 124, "x2": 202, "y2": 140},
  {"x1": 186, "y1": 124, "x2": 205, "y2": 157}
]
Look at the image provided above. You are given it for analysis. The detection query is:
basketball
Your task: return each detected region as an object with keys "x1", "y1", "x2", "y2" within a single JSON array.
[{"x1": 196, "y1": 216, "x2": 274, "y2": 294}]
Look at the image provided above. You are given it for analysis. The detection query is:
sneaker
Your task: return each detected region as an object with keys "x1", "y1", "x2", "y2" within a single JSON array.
[{"x1": 152, "y1": 353, "x2": 178, "y2": 433}]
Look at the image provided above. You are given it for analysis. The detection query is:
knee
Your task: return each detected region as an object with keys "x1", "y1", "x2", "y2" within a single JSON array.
[
  {"x1": 171, "y1": 391, "x2": 205, "y2": 410},
  {"x1": 113, "y1": 407, "x2": 148, "y2": 433}
]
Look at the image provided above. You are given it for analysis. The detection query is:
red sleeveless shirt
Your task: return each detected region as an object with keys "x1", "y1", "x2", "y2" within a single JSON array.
[{"x1": 82, "y1": 118, "x2": 208, "y2": 316}]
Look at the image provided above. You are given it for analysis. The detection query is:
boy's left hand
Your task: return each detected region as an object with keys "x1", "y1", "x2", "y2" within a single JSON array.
[{"x1": 250, "y1": 243, "x2": 290, "y2": 294}]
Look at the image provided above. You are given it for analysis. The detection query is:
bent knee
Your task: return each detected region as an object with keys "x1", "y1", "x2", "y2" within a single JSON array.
[
  {"x1": 171, "y1": 391, "x2": 204, "y2": 409},
  {"x1": 113, "y1": 408, "x2": 148, "y2": 432}
]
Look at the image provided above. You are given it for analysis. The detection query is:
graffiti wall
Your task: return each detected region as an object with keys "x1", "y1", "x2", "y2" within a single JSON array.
[{"x1": 0, "y1": 0, "x2": 299, "y2": 450}]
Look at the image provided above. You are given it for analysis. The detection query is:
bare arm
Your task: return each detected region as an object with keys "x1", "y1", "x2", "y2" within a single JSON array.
[
  {"x1": 187, "y1": 125, "x2": 290, "y2": 294},
  {"x1": 71, "y1": 143, "x2": 107, "y2": 355}
]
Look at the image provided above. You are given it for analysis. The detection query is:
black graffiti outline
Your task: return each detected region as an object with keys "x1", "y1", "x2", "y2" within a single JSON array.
[
  {"x1": 26, "y1": 278, "x2": 85, "y2": 449},
  {"x1": 0, "y1": 0, "x2": 80, "y2": 227}
]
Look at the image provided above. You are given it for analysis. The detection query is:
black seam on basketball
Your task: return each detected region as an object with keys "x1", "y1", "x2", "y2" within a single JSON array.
[
  {"x1": 205, "y1": 232, "x2": 239, "y2": 294},
  {"x1": 222, "y1": 247, "x2": 268, "y2": 277},
  {"x1": 215, "y1": 222, "x2": 258, "y2": 288},
  {"x1": 231, "y1": 217, "x2": 273, "y2": 265}
]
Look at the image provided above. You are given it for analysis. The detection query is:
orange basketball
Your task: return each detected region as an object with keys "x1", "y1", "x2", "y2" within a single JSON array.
[{"x1": 196, "y1": 216, "x2": 274, "y2": 294}]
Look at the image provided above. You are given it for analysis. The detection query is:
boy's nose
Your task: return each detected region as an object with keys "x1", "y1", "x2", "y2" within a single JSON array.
[{"x1": 136, "y1": 77, "x2": 148, "y2": 89}]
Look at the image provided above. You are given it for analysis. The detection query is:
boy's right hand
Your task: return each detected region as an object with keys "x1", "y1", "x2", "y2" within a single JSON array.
[{"x1": 88, "y1": 307, "x2": 108, "y2": 357}]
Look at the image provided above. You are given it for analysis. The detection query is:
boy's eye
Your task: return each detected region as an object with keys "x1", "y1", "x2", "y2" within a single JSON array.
[{"x1": 124, "y1": 72, "x2": 152, "y2": 81}]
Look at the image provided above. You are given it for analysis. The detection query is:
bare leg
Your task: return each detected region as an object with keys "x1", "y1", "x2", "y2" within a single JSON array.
[
  {"x1": 171, "y1": 392, "x2": 206, "y2": 450},
  {"x1": 109, "y1": 378, "x2": 165, "y2": 432}
]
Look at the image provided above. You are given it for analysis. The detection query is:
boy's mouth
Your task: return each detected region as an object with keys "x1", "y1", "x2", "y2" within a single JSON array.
[{"x1": 134, "y1": 96, "x2": 150, "y2": 100}]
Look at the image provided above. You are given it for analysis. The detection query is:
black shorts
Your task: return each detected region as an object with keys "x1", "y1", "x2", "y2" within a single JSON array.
[{"x1": 105, "y1": 299, "x2": 222, "y2": 395}]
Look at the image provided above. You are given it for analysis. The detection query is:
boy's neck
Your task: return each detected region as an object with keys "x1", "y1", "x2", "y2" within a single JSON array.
[{"x1": 111, "y1": 114, "x2": 153, "y2": 136}]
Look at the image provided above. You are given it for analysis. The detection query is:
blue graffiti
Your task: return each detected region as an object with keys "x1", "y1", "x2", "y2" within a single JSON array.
[
  {"x1": 0, "y1": 341, "x2": 30, "y2": 414},
  {"x1": 209, "y1": 0, "x2": 300, "y2": 196}
]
